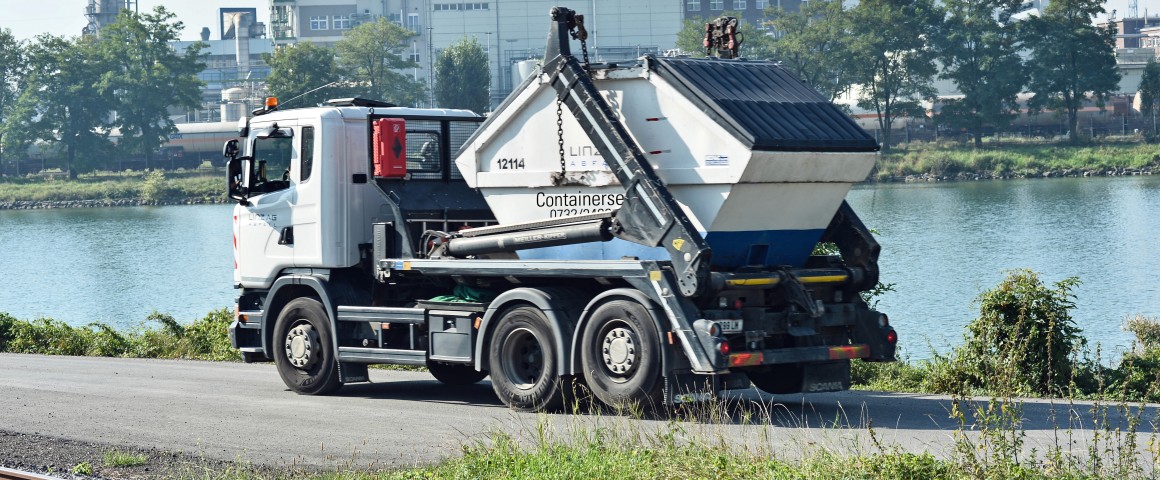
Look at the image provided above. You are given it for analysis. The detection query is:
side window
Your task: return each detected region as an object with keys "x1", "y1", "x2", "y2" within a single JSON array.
[
  {"x1": 251, "y1": 134, "x2": 294, "y2": 193},
  {"x1": 300, "y1": 126, "x2": 314, "y2": 182},
  {"x1": 406, "y1": 131, "x2": 441, "y2": 174}
]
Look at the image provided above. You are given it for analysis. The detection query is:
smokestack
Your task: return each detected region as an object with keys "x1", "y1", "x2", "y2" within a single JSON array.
[{"x1": 225, "y1": 12, "x2": 252, "y2": 75}]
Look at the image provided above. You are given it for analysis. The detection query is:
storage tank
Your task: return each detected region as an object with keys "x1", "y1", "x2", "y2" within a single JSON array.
[
  {"x1": 510, "y1": 59, "x2": 539, "y2": 89},
  {"x1": 221, "y1": 88, "x2": 247, "y2": 123}
]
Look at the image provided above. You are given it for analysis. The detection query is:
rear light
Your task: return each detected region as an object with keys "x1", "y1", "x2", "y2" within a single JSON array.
[
  {"x1": 718, "y1": 340, "x2": 731, "y2": 355},
  {"x1": 886, "y1": 330, "x2": 898, "y2": 344},
  {"x1": 732, "y1": 299, "x2": 744, "y2": 309}
]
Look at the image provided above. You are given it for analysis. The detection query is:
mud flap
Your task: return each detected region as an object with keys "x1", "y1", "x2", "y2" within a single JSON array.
[
  {"x1": 339, "y1": 362, "x2": 369, "y2": 383},
  {"x1": 664, "y1": 371, "x2": 750, "y2": 404},
  {"x1": 801, "y1": 360, "x2": 851, "y2": 393}
]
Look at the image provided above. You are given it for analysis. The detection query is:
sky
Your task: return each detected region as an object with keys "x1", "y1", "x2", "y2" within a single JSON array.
[
  {"x1": 0, "y1": 0, "x2": 1146, "y2": 43},
  {"x1": 0, "y1": 0, "x2": 270, "y2": 42}
]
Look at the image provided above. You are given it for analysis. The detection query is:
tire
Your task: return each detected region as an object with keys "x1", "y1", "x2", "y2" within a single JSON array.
[
  {"x1": 747, "y1": 365, "x2": 804, "y2": 395},
  {"x1": 488, "y1": 306, "x2": 564, "y2": 412},
  {"x1": 427, "y1": 360, "x2": 488, "y2": 386},
  {"x1": 579, "y1": 299, "x2": 664, "y2": 409},
  {"x1": 273, "y1": 297, "x2": 342, "y2": 395}
]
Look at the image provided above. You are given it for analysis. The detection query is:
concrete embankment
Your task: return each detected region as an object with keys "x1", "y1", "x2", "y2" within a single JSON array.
[
  {"x1": 877, "y1": 166, "x2": 1156, "y2": 183},
  {"x1": 0, "y1": 197, "x2": 229, "y2": 210}
]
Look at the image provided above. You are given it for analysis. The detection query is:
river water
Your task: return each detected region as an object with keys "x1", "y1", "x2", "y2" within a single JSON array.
[
  {"x1": 847, "y1": 175, "x2": 1160, "y2": 358},
  {"x1": 0, "y1": 176, "x2": 1156, "y2": 357}
]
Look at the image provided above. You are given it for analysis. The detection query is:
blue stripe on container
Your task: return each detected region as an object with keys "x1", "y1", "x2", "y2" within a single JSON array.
[{"x1": 705, "y1": 229, "x2": 825, "y2": 269}]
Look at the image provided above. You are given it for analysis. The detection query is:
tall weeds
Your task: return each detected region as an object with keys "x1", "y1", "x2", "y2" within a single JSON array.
[{"x1": 0, "y1": 308, "x2": 238, "y2": 361}]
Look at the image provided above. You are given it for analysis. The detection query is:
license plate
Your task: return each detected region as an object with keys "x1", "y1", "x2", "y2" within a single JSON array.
[{"x1": 717, "y1": 319, "x2": 743, "y2": 334}]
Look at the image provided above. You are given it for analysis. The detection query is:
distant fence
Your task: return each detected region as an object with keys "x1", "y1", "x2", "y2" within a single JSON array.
[{"x1": 868, "y1": 115, "x2": 1160, "y2": 148}]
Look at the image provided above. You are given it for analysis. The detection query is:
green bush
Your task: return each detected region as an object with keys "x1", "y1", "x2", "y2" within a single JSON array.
[
  {"x1": 0, "y1": 309, "x2": 239, "y2": 361},
  {"x1": 182, "y1": 308, "x2": 237, "y2": 361},
  {"x1": 948, "y1": 270, "x2": 1083, "y2": 396},
  {"x1": 1105, "y1": 315, "x2": 1160, "y2": 402},
  {"x1": 139, "y1": 170, "x2": 172, "y2": 202}
]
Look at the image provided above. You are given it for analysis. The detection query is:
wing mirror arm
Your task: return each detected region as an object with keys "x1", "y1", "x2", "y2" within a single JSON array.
[{"x1": 225, "y1": 140, "x2": 252, "y2": 206}]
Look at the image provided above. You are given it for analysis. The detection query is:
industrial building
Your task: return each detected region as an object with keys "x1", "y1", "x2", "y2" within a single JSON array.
[{"x1": 264, "y1": 0, "x2": 681, "y2": 107}]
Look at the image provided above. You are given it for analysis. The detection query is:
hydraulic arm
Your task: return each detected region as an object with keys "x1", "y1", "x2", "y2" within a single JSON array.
[{"x1": 538, "y1": 7, "x2": 713, "y2": 298}]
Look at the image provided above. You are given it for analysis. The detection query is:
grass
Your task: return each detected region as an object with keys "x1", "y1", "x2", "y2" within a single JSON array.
[
  {"x1": 71, "y1": 462, "x2": 93, "y2": 475},
  {"x1": 877, "y1": 143, "x2": 1160, "y2": 180},
  {"x1": 153, "y1": 391, "x2": 1157, "y2": 480},
  {"x1": 104, "y1": 449, "x2": 148, "y2": 467},
  {"x1": 0, "y1": 168, "x2": 225, "y2": 203}
]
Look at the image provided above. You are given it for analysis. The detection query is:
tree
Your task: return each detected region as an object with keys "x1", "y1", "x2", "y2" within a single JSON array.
[
  {"x1": 0, "y1": 29, "x2": 26, "y2": 166},
  {"x1": 7, "y1": 34, "x2": 116, "y2": 177},
  {"x1": 335, "y1": 18, "x2": 426, "y2": 107},
  {"x1": 263, "y1": 42, "x2": 345, "y2": 107},
  {"x1": 96, "y1": 7, "x2": 205, "y2": 167},
  {"x1": 1022, "y1": 0, "x2": 1120, "y2": 143},
  {"x1": 1139, "y1": 59, "x2": 1160, "y2": 136},
  {"x1": 849, "y1": 0, "x2": 941, "y2": 151},
  {"x1": 434, "y1": 37, "x2": 489, "y2": 113},
  {"x1": 763, "y1": 0, "x2": 856, "y2": 101},
  {"x1": 933, "y1": 0, "x2": 1026, "y2": 147}
]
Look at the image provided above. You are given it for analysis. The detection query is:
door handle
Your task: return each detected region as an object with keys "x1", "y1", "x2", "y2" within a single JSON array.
[{"x1": 278, "y1": 226, "x2": 294, "y2": 245}]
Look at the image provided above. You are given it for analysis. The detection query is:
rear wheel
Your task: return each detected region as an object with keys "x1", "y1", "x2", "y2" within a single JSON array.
[
  {"x1": 427, "y1": 360, "x2": 488, "y2": 386},
  {"x1": 580, "y1": 300, "x2": 664, "y2": 409},
  {"x1": 488, "y1": 306, "x2": 564, "y2": 412},
  {"x1": 273, "y1": 297, "x2": 342, "y2": 395}
]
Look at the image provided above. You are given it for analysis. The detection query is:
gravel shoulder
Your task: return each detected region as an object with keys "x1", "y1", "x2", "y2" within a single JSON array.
[{"x1": 0, "y1": 429, "x2": 251, "y2": 480}]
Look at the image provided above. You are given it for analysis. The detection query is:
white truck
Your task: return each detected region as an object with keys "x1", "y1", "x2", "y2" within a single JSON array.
[{"x1": 226, "y1": 7, "x2": 897, "y2": 411}]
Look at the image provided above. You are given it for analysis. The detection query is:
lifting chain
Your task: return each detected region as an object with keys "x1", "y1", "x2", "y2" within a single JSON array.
[
  {"x1": 557, "y1": 96, "x2": 566, "y2": 176},
  {"x1": 579, "y1": 35, "x2": 590, "y2": 66},
  {"x1": 568, "y1": 14, "x2": 590, "y2": 66},
  {"x1": 556, "y1": 11, "x2": 589, "y2": 178}
]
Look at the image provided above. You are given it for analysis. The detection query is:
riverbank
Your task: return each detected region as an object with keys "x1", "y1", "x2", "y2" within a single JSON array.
[
  {"x1": 875, "y1": 142, "x2": 1160, "y2": 182},
  {"x1": 0, "y1": 197, "x2": 229, "y2": 209},
  {"x1": 0, "y1": 169, "x2": 225, "y2": 210}
]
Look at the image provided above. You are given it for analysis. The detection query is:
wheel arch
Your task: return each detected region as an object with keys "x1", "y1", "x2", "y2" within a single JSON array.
[
  {"x1": 474, "y1": 287, "x2": 589, "y2": 375},
  {"x1": 261, "y1": 275, "x2": 335, "y2": 356},
  {"x1": 570, "y1": 288, "x2": 671, "y2": 376}
]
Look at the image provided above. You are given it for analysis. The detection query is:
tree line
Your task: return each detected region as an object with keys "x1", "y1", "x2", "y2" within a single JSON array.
[
  {"x1": 679, "y1": 0, "x2": 1156, "y2": 148},
  {"x1": 0, "y1": 9, "x2": 489, "y2": 176},
  {"x1": 0, "y1": 7, "x2": 204, "y2": 177},
  {"x1": 263, "y1": 24, "x2": 489, "y2": 116}
]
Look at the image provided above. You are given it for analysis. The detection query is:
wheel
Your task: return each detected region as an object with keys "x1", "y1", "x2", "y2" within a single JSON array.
[
  {"x1": 579, "y1": 299, "x2": 664, "y2": 409},
  {"x1": 273, "y1": 297, "x2": 342, "y2": 395},
  {"x1": 488, "y1": 306, "x2": 565, "y2": 412},
  {"x1": 747, "y1": 365, "x2": 804, "y2": 395},
  {"x1": 427, "y1": 360, "x2": 488, "y2": 386}
]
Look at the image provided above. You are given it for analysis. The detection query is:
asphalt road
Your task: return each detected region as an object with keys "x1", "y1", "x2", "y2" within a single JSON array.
[{"x1": 1, "y1": 353, "x2": 1154, "y2": 469}]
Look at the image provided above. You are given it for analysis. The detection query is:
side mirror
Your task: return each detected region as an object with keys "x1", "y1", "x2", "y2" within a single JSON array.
[
  {"x1": 222, "y1": 139, "x2": 239, "y2": 159},
  {"x1": 227, "y1": 156, "x2": 252, "y2": 205}
]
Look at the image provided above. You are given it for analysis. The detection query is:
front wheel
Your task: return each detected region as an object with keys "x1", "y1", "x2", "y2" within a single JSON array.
[
  {"x1": 273, "y1": 297, "x2": 342, "y2": 395},
  {"x1": 488, "y1": 306, "x2": 564, "y2": 412},
  {"x1": 580, "y1": 299, "x2": 664, "y2": 409}
]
